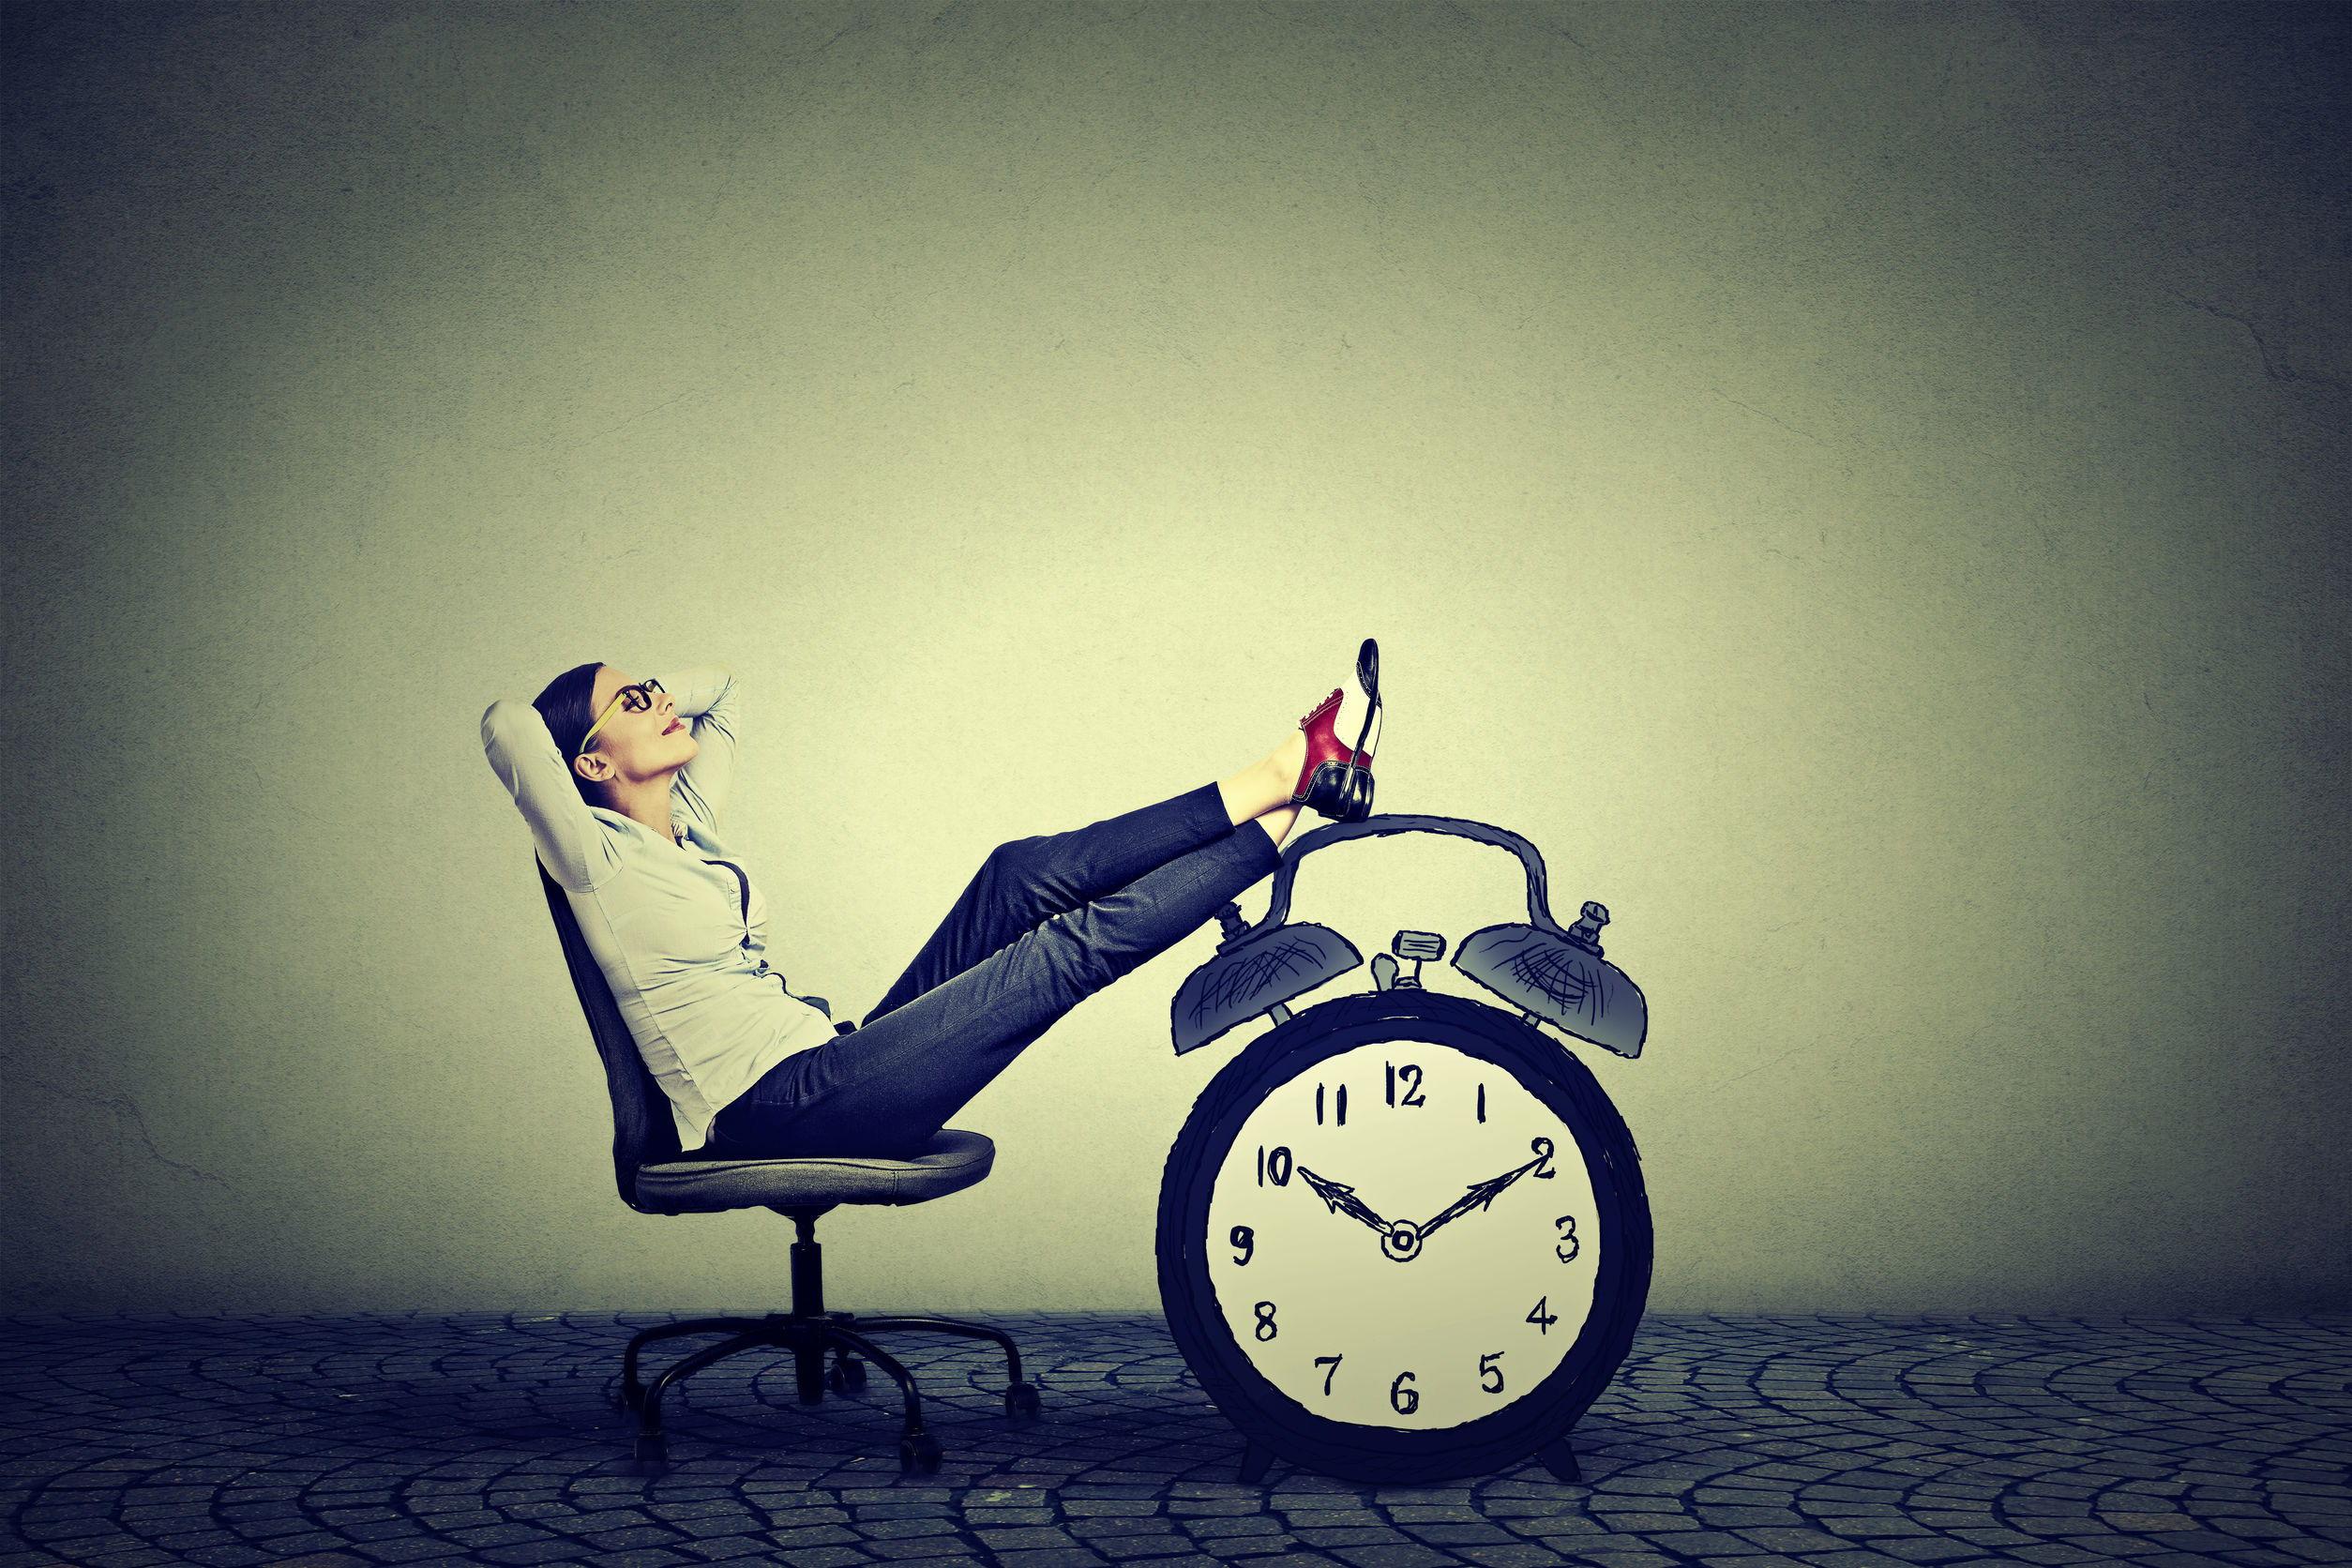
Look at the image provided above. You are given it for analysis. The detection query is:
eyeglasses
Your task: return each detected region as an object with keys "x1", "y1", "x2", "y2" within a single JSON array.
[{"x1": 577, "y1": 677, "x2": 665, "y2": 758}]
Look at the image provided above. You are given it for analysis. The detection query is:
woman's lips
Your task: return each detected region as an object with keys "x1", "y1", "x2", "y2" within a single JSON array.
[{"x1": 664, "y1": 719, "x2": 683, "y2": 734}]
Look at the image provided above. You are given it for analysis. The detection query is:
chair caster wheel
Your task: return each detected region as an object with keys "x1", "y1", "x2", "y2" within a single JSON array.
[
  {"x1": 898, "y1": 1432, "x2": 942, "y2": 1475},
  {"x1": 826, "y1": 1356, "x2": 867, "y2": 1394},
  {"x1": 1004, "y1": 1381, "x2": 1042, "y2": 1421},
  {"x1": 632, "y1": 1431, "x2": 667, "y2": 1464}
]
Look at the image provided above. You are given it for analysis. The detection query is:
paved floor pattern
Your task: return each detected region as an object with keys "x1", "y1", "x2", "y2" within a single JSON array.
[{"x1": 1, "y1": 1312, "x2": 2346, "y2": 1568}]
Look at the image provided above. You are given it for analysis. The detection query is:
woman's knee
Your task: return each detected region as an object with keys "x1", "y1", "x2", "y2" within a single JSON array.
[{"x1": 985, "y1": 836, "x2": 1047, "y2": 892}]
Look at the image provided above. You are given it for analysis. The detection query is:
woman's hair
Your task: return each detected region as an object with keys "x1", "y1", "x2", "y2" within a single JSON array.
[{"x1": 533, "y1": 660, "x2": 610, "y2": 808}]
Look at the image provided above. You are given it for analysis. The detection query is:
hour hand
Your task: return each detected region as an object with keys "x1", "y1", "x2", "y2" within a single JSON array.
[
  {"x1": 1294, "y1": 1164, "x2": 1390, "y2": 1236},
  {"x1": 1417, "y1": 1155, "x2": 1541, "y2": 1241}
]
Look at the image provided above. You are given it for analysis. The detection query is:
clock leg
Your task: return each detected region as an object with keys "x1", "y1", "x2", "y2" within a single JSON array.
[
  {"x1": 1537, "y1": 1438, "x2": 1582, "y2": 1485},
  {"x1": 1236, "y1": 1439, "x2": 1275, "y2": 1485}
]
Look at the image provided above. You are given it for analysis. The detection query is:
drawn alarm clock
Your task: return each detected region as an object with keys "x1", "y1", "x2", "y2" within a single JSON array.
[{"x1": 1157, "y1": 813, "x2": 1651, "y2": 1485}]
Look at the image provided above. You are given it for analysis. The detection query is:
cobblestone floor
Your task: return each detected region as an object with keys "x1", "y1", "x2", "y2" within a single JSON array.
[{"x1": 2, "y1": 1311, "x2": 2346, "y2": 1568}]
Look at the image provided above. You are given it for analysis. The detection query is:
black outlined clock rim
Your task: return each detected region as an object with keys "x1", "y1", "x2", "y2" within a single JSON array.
[{"x1": 1157, "y1": 988, "x2": 1653, "y2": 1484}]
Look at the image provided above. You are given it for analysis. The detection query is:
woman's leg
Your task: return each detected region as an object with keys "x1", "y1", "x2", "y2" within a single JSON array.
[
  {"x1": 860, "y1": 781, "x2": 1237, "y2": 1027},
  {"x1": 861, "y1": 738, "x2": 1305, "y2": 1025},
  {"x1": 716, "y1": 817, "x2": 1288, "y2": 1157}
]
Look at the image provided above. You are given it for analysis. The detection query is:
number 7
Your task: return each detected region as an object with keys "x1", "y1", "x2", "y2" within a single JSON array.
[{"x1": 1314, "y1": 1354, "x2": 1342, "y2": 1395}]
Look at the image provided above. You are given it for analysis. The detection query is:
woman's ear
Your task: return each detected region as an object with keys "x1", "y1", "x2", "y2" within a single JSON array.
[{"x1": 573, "y1": 752, "x2": 611, "y2": 787}]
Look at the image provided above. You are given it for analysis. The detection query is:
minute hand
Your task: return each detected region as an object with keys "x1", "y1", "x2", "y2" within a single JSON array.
[{"x1": 1416, "y1": 1155, "x2": 1543, "y2": 1242}]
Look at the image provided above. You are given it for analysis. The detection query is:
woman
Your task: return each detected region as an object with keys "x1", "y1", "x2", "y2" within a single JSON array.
[{"x1": 480, "y1": 657, "x2": 1380, "y2": 1161}]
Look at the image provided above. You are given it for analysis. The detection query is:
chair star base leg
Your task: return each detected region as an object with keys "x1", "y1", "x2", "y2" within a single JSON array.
[{"x1": 852, "y1": 1313, "x2": 1027, "y2": 1389}]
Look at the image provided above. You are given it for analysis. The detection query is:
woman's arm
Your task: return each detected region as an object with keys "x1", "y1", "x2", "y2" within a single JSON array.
[
  {"x1": 481, "y1": 699, "x2": 624, "y2": 893},
  {"x1": 649, "y1": 664, "x2": 741, "y2": 830}
]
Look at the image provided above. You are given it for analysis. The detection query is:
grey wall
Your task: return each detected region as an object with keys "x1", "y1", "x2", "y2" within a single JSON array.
[{"x1": 4, "y1": 0, "x2": 2346, "y2": 1315}]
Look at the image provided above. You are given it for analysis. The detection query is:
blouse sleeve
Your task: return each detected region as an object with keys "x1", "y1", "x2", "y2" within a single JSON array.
[
  {"x1": 650, "y1": 664, "x2": 741, "y2": 832},
  {"x1": 481, "y1": 698, "x2": 623, "y2": 894}
]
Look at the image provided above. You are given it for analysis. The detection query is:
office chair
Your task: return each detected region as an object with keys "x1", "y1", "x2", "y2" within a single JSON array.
[{"x1": 532, "y1": 862, "x2": 1042, "y2": 1475}]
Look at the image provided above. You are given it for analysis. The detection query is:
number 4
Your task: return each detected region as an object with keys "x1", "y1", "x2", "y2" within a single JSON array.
[{"x1": 1527, "y1": 1295, "x2": 1559, "y2": 1334}]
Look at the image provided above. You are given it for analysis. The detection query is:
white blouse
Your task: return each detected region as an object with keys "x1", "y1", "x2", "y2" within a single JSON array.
[{"x1": 480, "y1": 666, "x2": 839, "y2": 1152}]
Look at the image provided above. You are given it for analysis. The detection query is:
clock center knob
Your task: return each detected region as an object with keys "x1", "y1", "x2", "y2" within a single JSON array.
[{"x1": 1380, "y1": 1219, "x2": 1423, "y2": 1262}]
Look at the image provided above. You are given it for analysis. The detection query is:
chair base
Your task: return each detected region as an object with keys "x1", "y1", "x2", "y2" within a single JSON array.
[{"x1": 615, "y1": 1208, "x2": 1041, "y2": 1474}]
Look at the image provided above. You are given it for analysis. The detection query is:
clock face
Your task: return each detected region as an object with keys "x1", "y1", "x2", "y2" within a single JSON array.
[{"x1": 1201, "y1": 1040, "x2": 1601, "y2": 1429}]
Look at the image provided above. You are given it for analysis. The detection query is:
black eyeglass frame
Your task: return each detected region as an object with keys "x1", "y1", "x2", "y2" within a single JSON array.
[{"x1": 576, "y1": 677, "x2": 667, "y2": 759}]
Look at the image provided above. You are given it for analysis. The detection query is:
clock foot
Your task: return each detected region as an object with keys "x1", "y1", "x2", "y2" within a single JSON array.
[
  {"x1": 1537, "y1": 1438, "x2": 1582, "y2": 1485},
  {"x1": 1236, "y1": 1439, "x2": 1275, "y2": 1485}
]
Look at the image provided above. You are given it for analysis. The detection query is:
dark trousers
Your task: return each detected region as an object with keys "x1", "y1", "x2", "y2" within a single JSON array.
[{"x1": 704, "y1": 781, "x2": 1281, "y2": 1159}]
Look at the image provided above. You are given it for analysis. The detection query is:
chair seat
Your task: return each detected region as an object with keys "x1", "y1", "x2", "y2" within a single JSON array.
[{"x1": 632, "y1": 1129, "x2": 996, "y2": 1214}]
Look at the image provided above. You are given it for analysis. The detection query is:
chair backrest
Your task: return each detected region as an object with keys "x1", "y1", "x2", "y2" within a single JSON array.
[{"x1": 535, "y1": 860, "x2": 684, "y2": 1207}]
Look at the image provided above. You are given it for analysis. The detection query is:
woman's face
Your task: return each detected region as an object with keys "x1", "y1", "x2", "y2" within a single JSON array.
[{"x1": 573, "y1": 665, "x2": 696, "y2": 790}]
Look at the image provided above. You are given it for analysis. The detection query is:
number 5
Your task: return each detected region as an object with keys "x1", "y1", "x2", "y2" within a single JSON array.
[{"x1": 1479, "y1": 1350, "x2": 1504, "y2": 1394}]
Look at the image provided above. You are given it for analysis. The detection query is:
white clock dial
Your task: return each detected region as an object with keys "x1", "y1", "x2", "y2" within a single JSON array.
[{"x1": 1202, "y1": 1041, "x2": 1601, "y2": 1429}]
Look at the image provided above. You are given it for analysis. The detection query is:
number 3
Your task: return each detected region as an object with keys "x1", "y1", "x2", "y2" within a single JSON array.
[{"x1": 1554, "y1": 1214, "x2": 1579, "y2": 1262}]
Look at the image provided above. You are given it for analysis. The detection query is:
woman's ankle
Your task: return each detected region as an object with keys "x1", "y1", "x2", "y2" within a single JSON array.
[
  {"x1": 1256, "y1": 803, "x2": 1301, "y2": 848},
  {"x1": 1217, "y1": 738, "x2": 1304, "y2": 826}
]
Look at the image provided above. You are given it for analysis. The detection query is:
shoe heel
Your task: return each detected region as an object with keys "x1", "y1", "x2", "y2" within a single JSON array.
[{"x1": 1294, "y1": 759, "x2": 1375, "y2": 822}]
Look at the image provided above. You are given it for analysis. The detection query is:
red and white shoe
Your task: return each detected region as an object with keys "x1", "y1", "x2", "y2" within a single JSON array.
[{"x1": 1289, "y1": 683, "x2": 1380, "y2": 822}]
